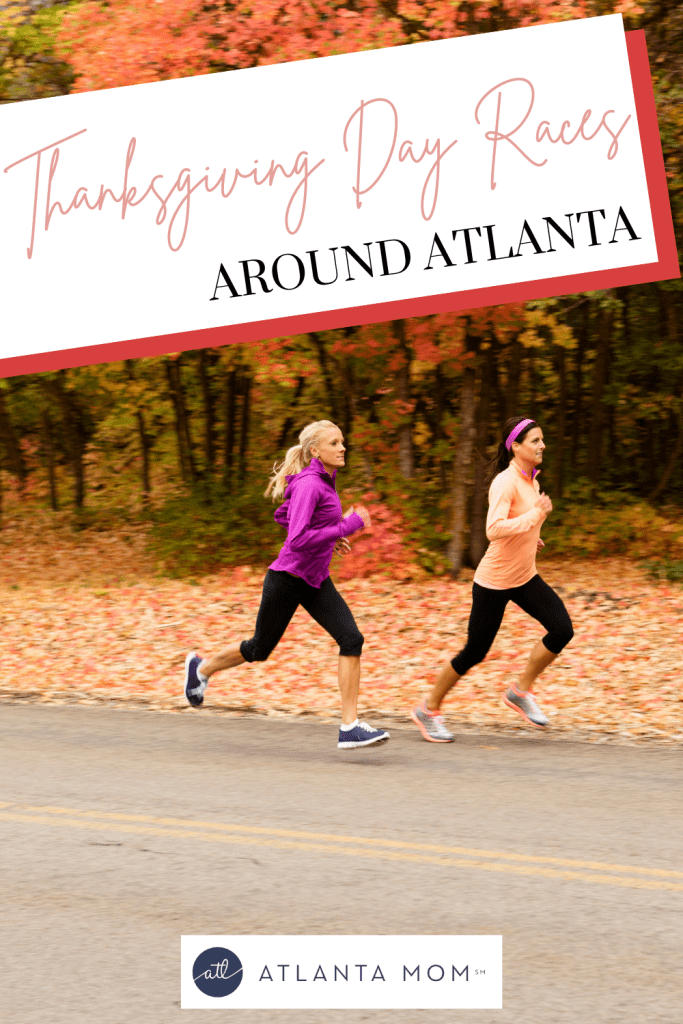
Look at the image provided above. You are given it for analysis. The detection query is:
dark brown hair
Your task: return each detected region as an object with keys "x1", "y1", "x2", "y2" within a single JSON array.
[{"x1": 486, "y1": 416, "x2": 538, "y2": 484}]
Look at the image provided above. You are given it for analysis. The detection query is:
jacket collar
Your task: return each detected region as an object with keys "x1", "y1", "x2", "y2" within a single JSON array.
[
  {"x1": 511, "y1": 459, "x2": 539, "y2": 481},
  {"x1": 310, "y1": 456, "x2": 337, "y2": 482}
]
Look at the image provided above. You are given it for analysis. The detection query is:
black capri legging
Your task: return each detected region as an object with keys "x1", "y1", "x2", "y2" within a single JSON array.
[
  {"x1": 451, "y1": 574, "x2": 573, "y2": 676},
  {"x1": 240, "y1": 569, "x2": 364, "y2": 663}
]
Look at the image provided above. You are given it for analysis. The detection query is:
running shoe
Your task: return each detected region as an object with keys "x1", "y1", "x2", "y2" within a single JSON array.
[
  {"x1": 410, "y1": 700, "x2": 454, "y2": 743},
  {"x1": 337, "y1": 721, "x2": 390, "y2": 749},
  {"x1": 184, "y1": 652, "x2": 207, "y2": 707},
  {"x1": 503, "y1": 686, "x2": 549, "y2": 728}
]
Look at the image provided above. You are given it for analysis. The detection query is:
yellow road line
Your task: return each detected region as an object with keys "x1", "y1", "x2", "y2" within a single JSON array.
[
  {"x1": 2, "y1": 810, "x2": 681, "y2": 893},
  {"x1": 11, "y1": 803, "x2": 683, "y2": 880}
]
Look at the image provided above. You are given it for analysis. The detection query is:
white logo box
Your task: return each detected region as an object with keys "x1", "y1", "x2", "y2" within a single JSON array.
[{"x1": 181, "y1": 934, "x2": 502, "y2": 1009}]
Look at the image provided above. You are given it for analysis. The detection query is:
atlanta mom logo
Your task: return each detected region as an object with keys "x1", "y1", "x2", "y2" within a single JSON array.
[{"x1": 181, "y1": 935, "x2": 503, "y2": 1009}]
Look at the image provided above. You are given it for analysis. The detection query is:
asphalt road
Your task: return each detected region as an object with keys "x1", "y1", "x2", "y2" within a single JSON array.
[{"x1": 1, "y1": 704, "x2": 681, "y2": 1024}]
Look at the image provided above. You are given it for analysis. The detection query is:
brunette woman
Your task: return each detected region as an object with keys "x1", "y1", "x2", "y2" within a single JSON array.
[
  {"x1": 411, "y1": 416, "x2": 574, "y2": 741},
  {"x1": 184, "y1": 419, "x2": 389, "y2": 749}
]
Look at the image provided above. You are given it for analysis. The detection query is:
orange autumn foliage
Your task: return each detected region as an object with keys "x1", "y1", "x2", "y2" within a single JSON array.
[
  {"x1": 55, "y1": 0, "x2": 601, "y2": 94},
  {"x1": 56, "y1": 0, "x2": 217, "y2": 91},
  {"x1": 335, "y1": 496, "x2": 418, "y2": 580}
]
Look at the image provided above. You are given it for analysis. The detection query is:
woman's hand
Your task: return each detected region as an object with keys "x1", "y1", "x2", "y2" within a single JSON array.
[
  {"x1": 344, "y1": 504, "x2": 371, "y2": 528},
  {"x1": 537, "y1": 538, "x2": 546, "y2": 552},
  {"x1": 334, "y1": 537, "x2": 351, "y2": 557},
  {"x1": 535, "y1": 493, "x2": 552, "y2": 515},
  {"x1": 350, "y1": 504, "x2": 372, "y2": 529}
]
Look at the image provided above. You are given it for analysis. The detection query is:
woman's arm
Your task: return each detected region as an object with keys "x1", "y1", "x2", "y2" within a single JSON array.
[
  {"x1": 286, "y1": 483, "x2": 364, "y2": 552},
  {"x1": 486, "y1": 480, "x2": 548, "y2": 540}
]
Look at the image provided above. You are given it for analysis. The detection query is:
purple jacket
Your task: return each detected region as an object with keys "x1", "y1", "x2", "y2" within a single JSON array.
[{"x1": 269, "y1": 458, "x2": 365, "y2": 588}]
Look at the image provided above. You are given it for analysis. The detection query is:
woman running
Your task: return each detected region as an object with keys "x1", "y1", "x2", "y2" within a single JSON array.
[
  {"x1": 411, "y1": 416, "x2": 574, "y2": 742},
  {"x1": 184, "y1": 419, "x2": 390, "y2": 749}
]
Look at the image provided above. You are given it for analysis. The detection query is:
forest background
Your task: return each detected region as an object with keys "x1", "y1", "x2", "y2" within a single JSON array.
[{"x1": 0, "y1": 0, "x2": 682, "y2": 739}]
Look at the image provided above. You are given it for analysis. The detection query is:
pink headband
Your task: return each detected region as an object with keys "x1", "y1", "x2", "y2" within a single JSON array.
[{"x1": 505, "y1": 418, "x2": 534, "y2": 450}]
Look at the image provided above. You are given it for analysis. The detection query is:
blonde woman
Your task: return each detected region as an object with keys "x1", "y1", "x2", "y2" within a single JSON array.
[{"x1": 184, "y1": 420, "x2": 389, "y2": 749}]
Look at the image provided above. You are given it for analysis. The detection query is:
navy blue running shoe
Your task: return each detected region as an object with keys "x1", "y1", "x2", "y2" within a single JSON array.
[
  {"x1": 337, "y1": 721, "x2": 390, "y2": 749},
  {"x1": 184, "y1": 652, "x2": 207, "y2": 707}
]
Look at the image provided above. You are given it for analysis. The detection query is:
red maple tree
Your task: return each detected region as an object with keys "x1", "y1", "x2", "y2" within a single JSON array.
[{"x1": 55, "y1": 0, "x2": 623, "y2": 94}]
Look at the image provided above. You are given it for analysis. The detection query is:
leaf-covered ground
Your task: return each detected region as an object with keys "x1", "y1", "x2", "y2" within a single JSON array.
[{"x1": 1, "y1": 515, "x2": 681, "y2": 744}]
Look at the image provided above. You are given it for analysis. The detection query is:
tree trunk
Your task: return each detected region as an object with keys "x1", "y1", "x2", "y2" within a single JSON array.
[
  {"x1": 0, "y1": 388, "x2": 27, "y2": 488},
  {"x1": 238, "y1": 373, "x2": 251, "y2": 483},
  {"x1": 447, "y1": 336, "x2": 477, "y2": 576},
  {"x1": 48, "y1": 371, "x2": 86, "y2": 509},
  {"x1": 393, "y1": 319, "x2": 414, "y2": 479},
  {"x1": 649, "y1": 288, "x2": 682, "y2": 502},
  {"x1": 489, "y1": 340, "x2": 503, "y2": 431},
  {"x1": 434, "y1": 364, "x2": 448, "y2": 492},
  {"x1": 527, "y1": 349, "x2": 538, "y2": 421},
  {"x1": 340, "y1": 328, "x2": 357, "y2": 451},
  {"x1": 136, "y1": 409, "x2": 152, "y2": 499},
  {"x1": 41, "y1": 409, "x2": 59, "y2": 511},
  {"x1": 571, "y1": 303, "x2": 589, "y2": 472},
  {"x1": 644, "y1": 420, "x2": 656, "y2": 492},
  {"x1": 553, "y1": 345, "x2": 567, "y2": 499},
  {"x1": 165, "y1": 356, "x2": 196, "y2": 486},
  {"x1": 332, "y1": 347, "x2": 356, "y2": 460},
  {"x1": 469, "y1": 344, "x2": 493, "y2": 568},
  {"x1": 125, "y1": 360, "x2": 152, "y2": 501},
  {"x1": 607, "y1": 402, "x2": 617, "y2": 473},
  {"x1": 223, "y1": 367, "x2": 238, "y2": 491},
  {"x1": 277, "y1": 375, "x2": 306, "y2": 449},
  {"x1": 505, "y1": 338, "x2": 523, "y2": 421},
  {"x1": 649, "y1": 409, "x2": 683, "y2": 501},
  {"x1": 310, "y1": 333, "x2": 339, "y2": 422},
  {"x1": 198, "y1": 349, "x2": 216, "y2": 474},
  {"x1": 588, "y1": 305, "x2": 614, "y2": 497}
]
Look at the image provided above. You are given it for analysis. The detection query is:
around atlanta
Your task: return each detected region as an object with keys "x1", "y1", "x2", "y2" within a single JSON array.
[{"x1": 209, "y1": 206, "x2": 641, "y2": 301}]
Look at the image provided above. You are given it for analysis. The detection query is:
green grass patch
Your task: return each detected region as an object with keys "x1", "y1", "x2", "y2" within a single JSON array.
[{"x1": 145, "y1": 483, "x2": 282, "y2": 576}]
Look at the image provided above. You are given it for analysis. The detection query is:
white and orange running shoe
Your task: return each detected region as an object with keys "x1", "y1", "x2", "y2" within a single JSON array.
[
  {"x1": 503, "y1": 686, "x2": 549, "y2": 727},
  {"x1": 410, "y1": 700, "x2": 454, "y2": 743}
]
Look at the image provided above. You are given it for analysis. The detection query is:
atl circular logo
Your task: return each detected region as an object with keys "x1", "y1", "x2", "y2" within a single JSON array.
[{"x1": 192, "y1": 947, "x2": 243, "y2": 997}]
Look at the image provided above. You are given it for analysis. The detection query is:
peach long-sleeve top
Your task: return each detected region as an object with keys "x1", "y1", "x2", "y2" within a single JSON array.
[{"x1": 474, "y1": 462, "x2": 548, "y2": 590}]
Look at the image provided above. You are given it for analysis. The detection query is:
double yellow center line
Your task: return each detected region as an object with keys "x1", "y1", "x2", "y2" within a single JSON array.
[{"x1": 1, "y1": 802, "x2": 681, "y2": 893}]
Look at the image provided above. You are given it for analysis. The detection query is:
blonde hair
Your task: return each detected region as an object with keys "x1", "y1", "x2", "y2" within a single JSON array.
[{"x1": 265, "y1": 419, "x2": 338, "y2": 501}]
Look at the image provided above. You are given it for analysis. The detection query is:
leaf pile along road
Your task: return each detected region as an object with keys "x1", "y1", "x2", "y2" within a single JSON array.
[{"x1": 0, "y1": 516, "x2": 681, "y2": 743}]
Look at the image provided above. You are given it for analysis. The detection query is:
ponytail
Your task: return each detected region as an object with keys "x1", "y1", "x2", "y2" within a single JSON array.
[
  {"x1": 265, "y1": 419, "x2": 337, "y2": 501},
  {"x1": 265, "y1": 443, "x2": 306, "y2": 501}
]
